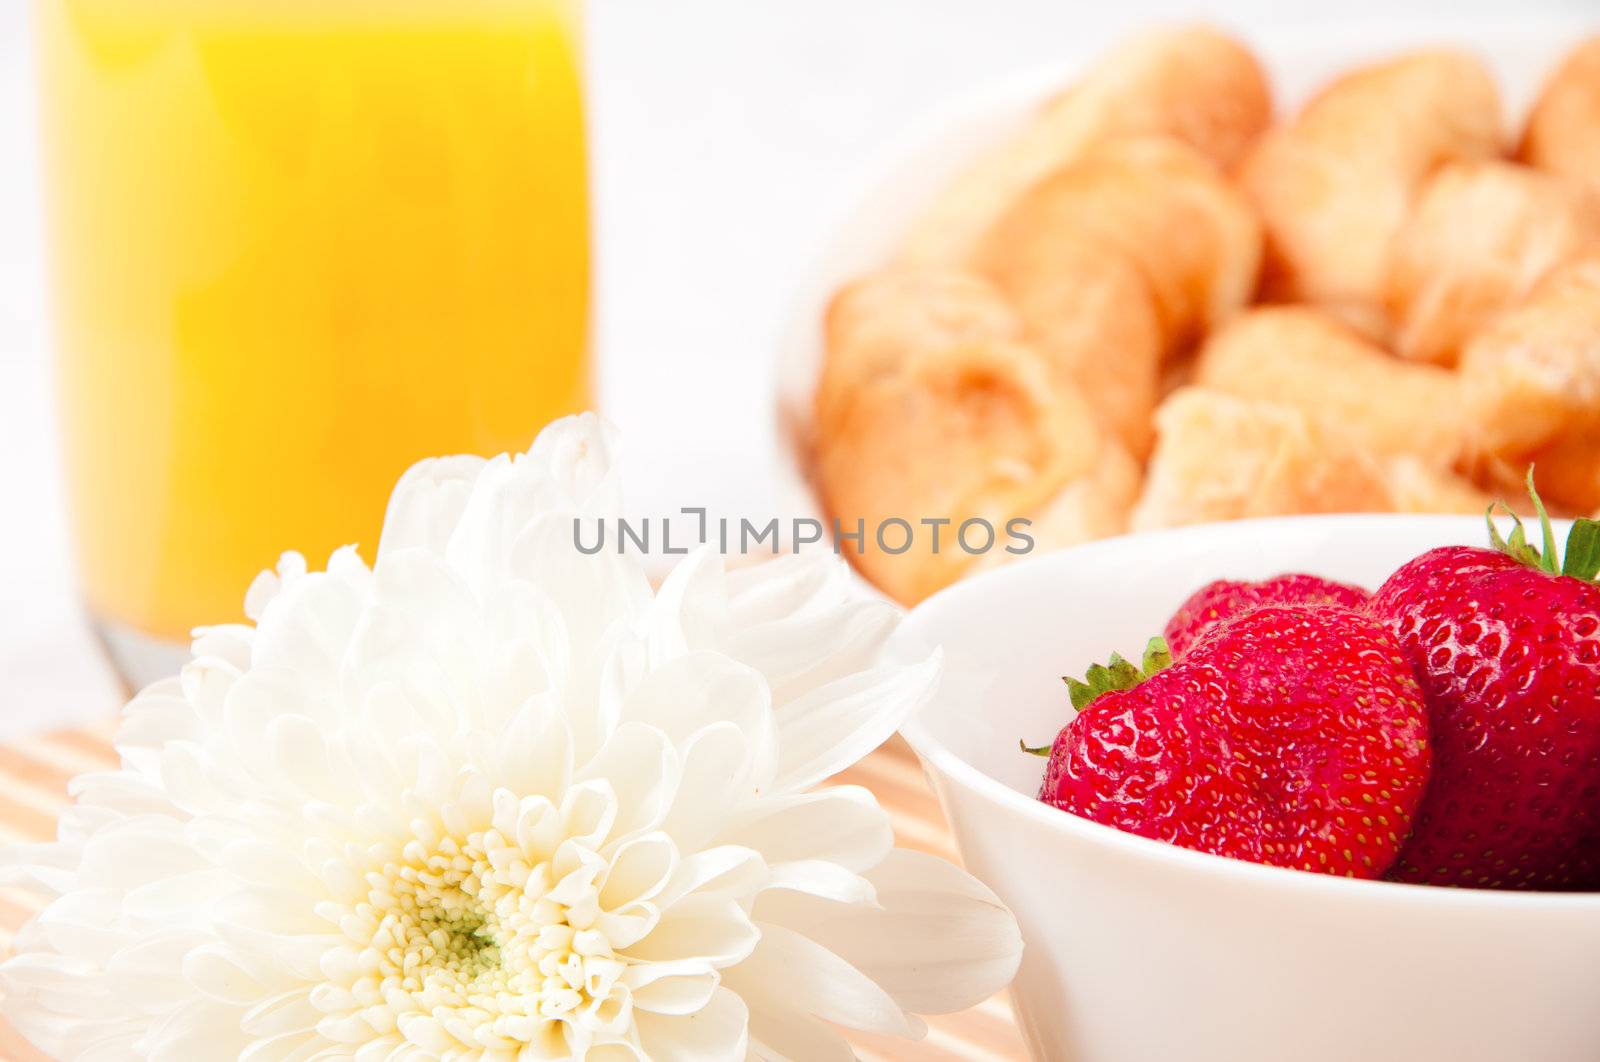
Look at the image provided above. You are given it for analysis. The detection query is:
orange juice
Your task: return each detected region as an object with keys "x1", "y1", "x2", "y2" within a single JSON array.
[{"x1": 36, "y1": 0, "x2": 589, "y2": 644}]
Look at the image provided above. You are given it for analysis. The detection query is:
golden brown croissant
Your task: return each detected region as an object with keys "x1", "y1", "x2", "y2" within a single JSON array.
[
  {"x1": 815, "y1": 339, "x2": 1118, "y2": 603},
  {"x1": 900, "y1": 26, "x2": 1270, "y2": 267},
  {"x1": 1131, "y1": 387, "x2": 1394, "y2": 530},
  {"x1": 966, "y1": 441, "x2": 1141, "y2": 579},
  {"x1": 1194, "y1": 306, "x2": 1465, "y2": 462},
  {"x1": 1385, "y1": 161, "x2": 1600, "y2": 366},
  {"x1": 975, "y1": 136, "x2": 1261, "y2": 353},
  {"x1": 1528, "y1": 427, "x2": 1600, "y2": 515},
  {"x1": 1461, "y1": 256, "x2": 1600, "y2": 462},
  {"x1": 972, "y1": 234, "x2": 1161, "y2": 458},
  {"x1": 1520, "y1": 37, "x2": 1600, "y2": 192},
  {"x1": 1237, "y1": 50, "x2": 1502, "y2": 328},
  {"x1": 1381, "y1": 456, "x2": 1497, "y2": 515},
  {"x1": 817, "y1": 268, "x2": 1023, "y2": 436}
]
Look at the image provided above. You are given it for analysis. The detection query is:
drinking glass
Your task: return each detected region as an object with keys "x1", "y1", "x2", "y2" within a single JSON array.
[{"x1": 34, "y1": 0, "x2": 590, "y2": 686}]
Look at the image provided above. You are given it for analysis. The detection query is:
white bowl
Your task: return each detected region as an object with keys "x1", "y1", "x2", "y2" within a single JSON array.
[
  {"x1": 895, "y1": 514, "x2": 1600, "y2": 1062},
  {"x1": 772, "y1": 20, "x2": 1587, "y2": 585}
]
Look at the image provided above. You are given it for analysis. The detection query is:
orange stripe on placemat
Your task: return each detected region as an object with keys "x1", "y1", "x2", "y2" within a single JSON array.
[
  {"x1": 0, "y1": 726, "x2": 1030, "y2": 1061},
  {"x1": 0, "y1": 746, "x2": 75, "y2": 806},
  {"x1": 46, "y1": 727, "x2": 121, "y2": 768},
  {"x1": 7, "y1": 731, "x2": 120, "y2": 779},
  {"x1": 0, "y1": 887, "x2": 45, "y2": 937},
  {"x1": 0, "y1": 783, "x2": 63, "y2": 842},
  {"x1": 848, "y1": 1008, "x2": 1024, "y2": 1062},
  {"x1": 0, "y1": 1015, "x2": 52, "y2": 1062}
]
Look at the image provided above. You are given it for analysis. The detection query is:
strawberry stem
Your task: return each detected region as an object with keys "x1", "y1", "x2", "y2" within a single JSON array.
[
  {"x1": 1023, "y1": 637, "x2": 1173, "y2": 757},
  {"x1": 1062, "y1": 636, "x2": 1172, "y2": 711},
  {"x1": 1487, "y1": 465, "x2": 1600, "y2": 582},
  {"x1": 1526, "y1": 467, "x2": 1560, "y2": 573}
]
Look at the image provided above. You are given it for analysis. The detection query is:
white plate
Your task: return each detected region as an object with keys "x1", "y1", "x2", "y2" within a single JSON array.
[{"x1": 895, "y1": 514, "x2": 1600, "y2": 1062}]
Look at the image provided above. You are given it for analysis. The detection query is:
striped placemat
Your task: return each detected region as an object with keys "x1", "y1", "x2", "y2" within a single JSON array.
[{"x1": 0, "y1": 725, "x2": 1025, "y2": 1061}]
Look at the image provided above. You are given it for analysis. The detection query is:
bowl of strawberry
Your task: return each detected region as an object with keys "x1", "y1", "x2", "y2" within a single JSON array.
[{"x1": 897, "y1": 482, "x2": 1600, "y2": 1062}]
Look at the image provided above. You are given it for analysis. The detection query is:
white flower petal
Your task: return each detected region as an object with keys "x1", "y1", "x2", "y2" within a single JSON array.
[
  {"x1": 770, "y1": 651, "x2": 941, "y2": 792},
  {"x1": 189, "y1": 625, "x2": 255, "y2": 672},
  {"x1": 576, "y1": 724, "x2": 678, "y2": 842},
  {"x1": 617, "y1": 654, "x2": 776, "y2": 780},
  {"x1": 481, "y1": 694, "x2": 573, "y2": 808},
  {"x1": 654, "y1": 846, "x2": 768, "y2": 911},
  {"x1": 216, "y1": 840, "x2": 322, "y2": 895},
  {"x1": 600, "y1": 833, "x2": 677, "y2": 910},
  {"x1": 625, "y1": 968, "x2": 719, "y2": 1017},
  {"x1": 249, "y1": 556, "x2": 370, "y2": 695},
  {"x1": 717, "y1": 786, "x2": 893, "y2": 874},
  {"x1": 724, "y1": 923, "x2": 923, "y2": 1040},
  {"x1": 634, "y1": 987, "x2": 747, "y2": 1062},
  {"x1": 525, "y1": 411, "x2": 622, "y2": 505},
  {"x1": 243, "y1": 553, "x2": 307, "y2": 624},
  {"x1": 124, "y1": 869, "x2": 234, "y2": 923},
  {"x1": 625, "y1": 894, "x2": 759, "y2": 968},
  {"x1": 139, "y1": 997, "x2": 253, "y2": 1061},
  {"x1": 757, "y1": 849, "x2": 1023, "y2": 1016},
  {"x1": 77, "y1": 819, "x2": 206, "y2": 890},
  {"x1": 726, "y1": 554, "x2": 901, "y2": 706},
  {"x1": 376, "y1": 454, "x2": 487, "y2": 563},
  {"x1": 642, "y1": 548, "x2": 729, "y2": 664},
  {"x1": 764, "y1": 860, "x2": 877, "y2": 906},
  {"x1": 114, "y1": 686, "x2": 204, "y2": 774},
  {"x1": 182, "y1": 943, "x2": 299, "y2": 1006},
  {"x1": 508, "y1": 513, "x2": 652, "y2": 688},
  {"x1": 659, "y1": 724, "x2": 754, "y2": 854},
  {"x1": 33, "y1": 891, "x2": 132, "y2": 967},
  {"x1": 238, "y1": 987, "x2": 322, "y2": 1041},
  {"x1": 104, "y1": 935, "x2": 197, "y2": 1011},
  {"x1": 745, "y1": 1001, "x2": 857, "y2": 1062}
]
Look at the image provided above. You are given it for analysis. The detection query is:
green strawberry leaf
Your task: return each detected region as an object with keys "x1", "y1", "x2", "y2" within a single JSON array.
[
  {"x1": 1023, "y1": 637, "x2": 1174, "y2": 757},
  {"x1": 1488, "y1": 467, "x2": 1559, "y2": 574},
  {"x1": 1525, "y1": 467, "x2": 1561, "y2": 574},
  {"x1": 1486, "y1": 501, "x2": 1545, "y2": 569},
  {"x1": 1062, "y1": 636, "x2": 1171, "y2": 712},
  {"x1": 1563, "y1": 520, "x2": 1600, "y2": 582},
  {"x1": 1489, "y1": 467, "x2": 1600, "y2": 581}
]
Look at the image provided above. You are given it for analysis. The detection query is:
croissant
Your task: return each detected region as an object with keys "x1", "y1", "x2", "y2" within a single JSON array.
[
  {"x1": 1381, "y1": 456, "x2": 1497, "y2": 515},
  {"x1": 1528, "y1": 427, "x2": 1600, "y2": 515},
  {"x1": 815, "y1": 339, "x2": 1124, "y2": 604},
  {"x1": 966, "y1": 441, "x2": 1142, "y2": 580},
  {"x1": 1237, "y1": 50, "x2": 1502, "y2": 330},
  {"x1": 1194, "y1": 306, "x2": 1464, "y2": 462},
  {"x1": 1461, "y1": 256, "x2": 1600, "y2": 460},
  {"x1": 1131, "y1": 388, "x2": 1393, "y2": 530},
  {"x1": 1385, "y1": 161, "x2": 1600, "y2": 366},
  {"x1": 1520, "y1": 37, "x2": 1600, "y2": 192},
  {"x1": 817, "y1": 268, "x2": 1023, "y2": 436},
  {"x1": 899, "y1": 26, "x2": 1269, "y2": 267},
  {"x1": 976, "y1": 136, "x2": 1261, "y2": 353}
]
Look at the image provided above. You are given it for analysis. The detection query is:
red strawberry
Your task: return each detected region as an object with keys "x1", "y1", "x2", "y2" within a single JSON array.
[
  {"x1": 1368, "y1": 482, "x2": 1600, "y2": 889},
  {"x1": 1030, "y1": 606, "x2": 1431, "y2": 878},
  {"x1": 1165, "y1": 573, "x2": 1371, "y2": 656}
]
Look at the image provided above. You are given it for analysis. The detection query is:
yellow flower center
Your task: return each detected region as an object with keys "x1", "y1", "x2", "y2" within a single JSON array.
[{"x1": 318, "y1": 812, "x2": 634, "y2": 1052}]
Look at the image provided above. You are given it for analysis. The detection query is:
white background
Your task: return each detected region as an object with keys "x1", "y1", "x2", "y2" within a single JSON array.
[{"x1": 1, "y1": 0, "x2": 1595, "y2": 736}]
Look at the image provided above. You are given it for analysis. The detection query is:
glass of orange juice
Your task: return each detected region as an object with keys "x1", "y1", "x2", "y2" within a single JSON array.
[{"x1": 34, "y1": 0, "x2": 590, "y2": 686}]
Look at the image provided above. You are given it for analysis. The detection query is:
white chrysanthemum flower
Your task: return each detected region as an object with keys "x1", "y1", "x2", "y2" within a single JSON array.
[{"x1": 0, "y1": 415, "x2": 1020, "y2": 1061}]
